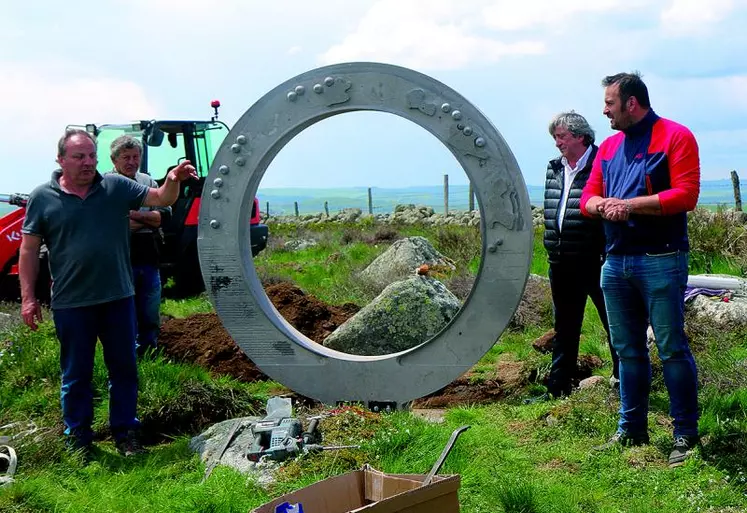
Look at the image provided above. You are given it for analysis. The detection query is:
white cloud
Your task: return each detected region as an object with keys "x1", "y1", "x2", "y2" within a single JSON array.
[
  {"x1": 287, "y1": 46, "x2": 303, "y2": 55},
  {"x1": 319, "y1": 0, "x2": 545, "y2": 70},
  {"x1": 0, "y1": 62, "x2": 159, "y2": 190},
  {"x1": 660, "y1": 0, "x2": 736, "y2": 35},
  {"x1": 0, "y1": 64, "x2": 159, "y2": 140},
  {"x1": 482, "y1": 0, "x2": 624, "y2": 31}
]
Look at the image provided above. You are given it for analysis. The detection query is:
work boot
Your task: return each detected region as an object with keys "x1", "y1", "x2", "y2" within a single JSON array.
[
  {"x1": 609, "y1": 376, "x2": 620, "y2": 390},
  {"x1": 115, "y1": 430, "x2": 146, "y2": 457},
  {"x1": 66, "y1": 437, "x2": 96, "y2": 465},
  {"x1": 668, "y1": 435, "x2": 699, "y2": 467},
  {"x1": 593, "y1": 430, "x2": 649, "y2": 451}
]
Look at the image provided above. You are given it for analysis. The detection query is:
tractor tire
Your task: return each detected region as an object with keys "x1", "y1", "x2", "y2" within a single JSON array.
[
  {"x1": 0, "y1": 250, "x2": 50, "y2": 304},
  {"x1": 36, "y1": 248, "x2": 51, "y2": 305},
  {"x1": 0, "y1": 272, "x2": 21, "y2": 303},
  {"x1": 171, "y1": 242, "x2": 205, "y2": 298}
]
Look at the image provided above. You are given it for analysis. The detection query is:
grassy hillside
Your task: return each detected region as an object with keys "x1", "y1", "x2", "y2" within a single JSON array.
[{"x1": 0, "y1": 212, "x2": 745, "y2": 512}]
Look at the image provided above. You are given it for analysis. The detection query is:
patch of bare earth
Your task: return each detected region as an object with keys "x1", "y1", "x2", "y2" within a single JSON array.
[
  {"x1": 157, "y1": 283, "x2": 599, "y2": 411},
  {"x1": 412, "y1": 361, "x2": 529, "y2": 408},
  {"x1": 157, "y1": 282, "x2": 359, "y2": 383}
]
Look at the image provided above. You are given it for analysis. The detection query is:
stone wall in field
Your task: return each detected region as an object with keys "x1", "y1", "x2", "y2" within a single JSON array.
[{"x1": 263, "y1": 204, "x2": 545, "y2": 228}]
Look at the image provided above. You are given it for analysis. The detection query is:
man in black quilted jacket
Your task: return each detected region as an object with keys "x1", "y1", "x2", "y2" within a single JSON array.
[{"x1": 534, "y1": 111, "x2": 619, "y2": 400}]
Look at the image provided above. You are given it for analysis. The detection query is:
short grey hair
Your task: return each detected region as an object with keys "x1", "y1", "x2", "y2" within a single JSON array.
[
  {"x1": 548, "y1": 111, "x2": 595, "y2": 146},
  {"x1": 57, "y1": 128, "x2": 97, "y2": 158},
  {"x1": 110, "y1": 135, "x2": 143, "y2": 159}
]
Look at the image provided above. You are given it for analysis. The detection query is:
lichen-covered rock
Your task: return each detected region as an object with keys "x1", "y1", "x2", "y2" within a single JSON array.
[
  {"x1": 322, "y1": 275, "x2": 461, "y2": 356},
  {"x1": 358, "y1": 236, "x2": 454, "y2": 292},
  {"x1": 190, "y1": 416, "x2": 265, "y2": 473},
  {"x1": 686, "y1": 295, "x2": 747, "y2": 330},
  {"x1": 284, "y1": 239, "x2": 318, "y2": 251}
]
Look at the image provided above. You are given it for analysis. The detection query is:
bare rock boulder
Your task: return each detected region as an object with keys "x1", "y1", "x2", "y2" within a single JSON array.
[
  {"x1": 578, "y1": 375, "x2": 607, "y2": 390},
  {"x1": 322, "y1": 275, "x2": 461, "y2": 356},
  {"x1": 532, "y1": 329, "x2": 555, "y2": 354},
  {"x1": 686, "y1": 295, "x2": 747, "y2": 331},
  {"x1": 358, "y1": 236, "x2": 455, "y2": 292},
  {"x1": 190, "y1": 416, "x2": 266, "y2": 477}
]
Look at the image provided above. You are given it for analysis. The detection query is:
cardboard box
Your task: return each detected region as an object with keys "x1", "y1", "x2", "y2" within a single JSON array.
[{"x1": 251, "y1": 464, "x2": 461, "y2": 513}]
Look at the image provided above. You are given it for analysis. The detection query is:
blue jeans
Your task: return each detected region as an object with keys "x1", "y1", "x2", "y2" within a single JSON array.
[
  {"x1": 133, "y1": 264, "x2": 162, "y2": 356},
  {"x1": 53, "y1": 297, "x2": 140, "y2": 445},
  {"x1": 601, "y1": 252, "x2": 699, "y2": 437}
]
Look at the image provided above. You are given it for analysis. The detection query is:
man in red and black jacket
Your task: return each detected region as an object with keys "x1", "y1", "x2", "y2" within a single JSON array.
[{"x1": 581, "y1": 72, "x2": 700, "y2": 467}]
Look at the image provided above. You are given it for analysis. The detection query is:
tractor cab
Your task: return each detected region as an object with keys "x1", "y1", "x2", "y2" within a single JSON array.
[{"x1": 71, "y1": 118, "x2": 228, "y2": 190}]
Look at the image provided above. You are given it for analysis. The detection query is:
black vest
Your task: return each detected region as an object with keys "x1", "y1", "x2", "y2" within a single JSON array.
[{"x1": 543, "y1": 146, "x2": 606, "y2": 263}]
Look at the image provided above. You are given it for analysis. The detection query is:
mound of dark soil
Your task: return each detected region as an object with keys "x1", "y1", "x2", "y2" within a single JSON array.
[
  {"x1": 156, "y1": 281, "x2": 594, "y2": 411},
  {"x1": 264, "y1": 282, "x2": 360, "y2": 342},
  {"x1": 413, "y1": 361, "x2": 529, "y2": 408},
  {"x1": 158, "y1": 313, "x2": 265, "y2": 382},
  {"x1": 157, "y1": 283, "x2": 360, "y2": 383}
]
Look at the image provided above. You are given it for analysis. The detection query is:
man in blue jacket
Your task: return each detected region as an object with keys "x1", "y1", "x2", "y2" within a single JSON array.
[{"x1": 582, "y1": 72, "x2": 700, "y2": 467}]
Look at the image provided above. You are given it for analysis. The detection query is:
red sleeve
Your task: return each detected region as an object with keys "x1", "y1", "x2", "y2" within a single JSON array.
[
  {"x1": 580, "y1": 149, "x2": 604, "y2": 217},
  {"x1": 658, "y1": 127, "x2": 700, "y2": 215}
]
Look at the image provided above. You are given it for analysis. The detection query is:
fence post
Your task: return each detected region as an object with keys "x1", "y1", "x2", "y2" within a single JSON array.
[
  {"x1": 368, "y1": 187, "x2": 373, "y2": 215},
  {"x1": 265, "y1": 201, "x2": 269, "y2": 218},
  {"x1": 468, "y1": 182, "x2": 474, "y2": 212},
  {"x1": 324, "y1": 201, "x2": 329, "y2": 217},
  {"x1": 443, "y1": 174, "x2": 449, "y2": 215},
  {"x1": 731, "y1": 170, "x2": 742, "y2": 211},
  {"x1": 294, "y1": 201, "x2": 299, "y2": 217}
]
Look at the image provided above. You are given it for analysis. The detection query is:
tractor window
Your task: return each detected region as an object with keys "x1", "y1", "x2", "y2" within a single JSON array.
[
  {"x1": 95, "y1": 126, "x2": 143, "y2": 174},
  {"x1": 147, "y1": 134, "x2": 187, "y2": 180},
  {"x1": 93, "y1": 122, "x2": 228, "y2": 181},
  {"x1": 94, "y1": 125, "x2": 181, "y2": 180},
  {"x1": 195, "y1": 123, "x2": 229, "y2": 175}
]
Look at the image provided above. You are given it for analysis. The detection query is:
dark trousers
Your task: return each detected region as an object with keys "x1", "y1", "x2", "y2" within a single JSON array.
[
  {"x1": 547, "y1": 257, "x2": 619, "y2": 397},
  {"x1": 53, "y1": 297, "x2": 140, "y2": 445}
]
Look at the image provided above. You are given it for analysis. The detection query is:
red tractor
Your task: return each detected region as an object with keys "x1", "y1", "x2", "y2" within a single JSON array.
[
  {"x1": 0, "y1": 102, "x2": 268, "y2": 301},
  {"x1": 0, "y1": 193, "x2": 53, "y2": 302}
]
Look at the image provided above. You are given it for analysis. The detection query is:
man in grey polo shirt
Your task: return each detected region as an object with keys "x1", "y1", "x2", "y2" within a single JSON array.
[{"x1": 19, "y1": 128, "x2": 196, "y2": 460}]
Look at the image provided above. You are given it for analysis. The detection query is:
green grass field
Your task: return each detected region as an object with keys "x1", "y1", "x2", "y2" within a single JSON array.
[{"x1": 0, "y1": 215, "x2": 746, "y2": 513}]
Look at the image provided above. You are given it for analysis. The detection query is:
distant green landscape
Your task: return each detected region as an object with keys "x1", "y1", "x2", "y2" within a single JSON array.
[
  {"x1": 1, "y1": 179, "x2": 744, "y2": 217},
  {"x1": 256, "y1": 179, "x2": 746, "y2": 216}
]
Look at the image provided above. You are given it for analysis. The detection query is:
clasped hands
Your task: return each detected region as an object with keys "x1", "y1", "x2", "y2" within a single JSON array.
[{"x1": 596, "y1": 197, "x2": 632, "y2": 222}]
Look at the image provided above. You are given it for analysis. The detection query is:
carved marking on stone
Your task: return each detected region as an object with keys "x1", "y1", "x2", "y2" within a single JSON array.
[
  {"x1": 272, "y1": 340, "x2": 295, "y2": 356},
  {"x1": 210, "y1": 275, "x2": 233, "y2": 294},
  {"x1": 486, "y1": 176, "x2": 523, "y2": 231},
  {"x1": 405, "y1": 89, "x2": 437, "y2": 116},
  {"x1": 446, "y1": 124, "x2": 489, "y2": 163},
  {"x1": 322, "y1": 77, "x2": 352, "y2": 106}
]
